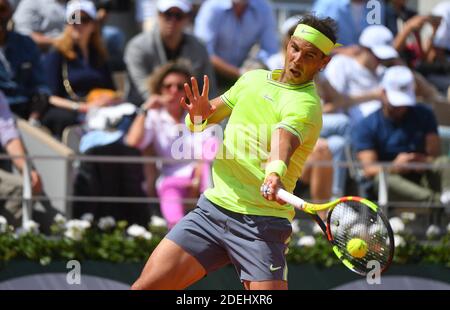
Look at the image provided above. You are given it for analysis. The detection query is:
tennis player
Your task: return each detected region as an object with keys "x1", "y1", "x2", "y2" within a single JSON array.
[{"x1": 131, "y1": 14, "x2": 339, "y2": 290}]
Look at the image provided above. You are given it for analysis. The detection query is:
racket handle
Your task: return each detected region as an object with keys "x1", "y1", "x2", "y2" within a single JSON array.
[{"x1": 276, "y1": 189, "x2": 305, "y2": 210}]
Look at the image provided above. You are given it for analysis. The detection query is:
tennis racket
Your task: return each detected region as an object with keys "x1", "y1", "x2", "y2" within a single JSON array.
[{"x1": 277, "y1": 189, "x2": 395, "y2": 276}]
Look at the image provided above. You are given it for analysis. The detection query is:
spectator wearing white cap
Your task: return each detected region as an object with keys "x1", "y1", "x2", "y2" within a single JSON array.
[
  {"x1": 352, "y1": 65, "x2": 450, "y2": 205},
  {"x1": 12, "y1": 0, "x2": 98, "y2": 52},
  {"x1": 14, "y1": 0, "x2": 126, "y2": 72},
  {"x1": 125, "y1": 0, "x2": 217, "y2": 104},
  {"x1": 65, "y1": 0, "x2": 97, "y2": 21},
  {"x1": 352, "y1": 23, "x2": 448, "y2": 108},
  {"x1": 40, "y1": 0, "x2": 115, "y2": 138},
  {"x1": 324, "y1": 25, "x2": 398, "y2": 122},
  {"x1": 358, "y1": 24, "x2": 399, "y2": 61}
]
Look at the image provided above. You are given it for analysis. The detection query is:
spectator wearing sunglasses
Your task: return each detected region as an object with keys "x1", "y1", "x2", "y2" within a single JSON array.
[
  {"x1": 14, "y1": 0, "x2": 126, "y2": 73},
  {"x1": 125, "y1": 62, "x2": 218, "y2": 228},
  {"x1": 125, "y1": 0, "x2": 217, "y2": 105},
  {"x1": 41, "y1": 0, "x2": 115, "y2": 138}
]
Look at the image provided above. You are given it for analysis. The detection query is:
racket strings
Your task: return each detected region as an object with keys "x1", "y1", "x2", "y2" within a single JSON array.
[{"x1": 329, "y1": 201, "x2": 392, "y2": 274}]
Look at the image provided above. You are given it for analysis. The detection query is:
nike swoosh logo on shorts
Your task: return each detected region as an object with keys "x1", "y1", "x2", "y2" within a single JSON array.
[{"x1": 270, "y1": 264, "x2": 282, "y2": 272}]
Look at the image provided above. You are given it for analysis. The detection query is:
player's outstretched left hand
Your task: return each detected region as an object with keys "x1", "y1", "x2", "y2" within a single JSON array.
[{"x1": 180, "y1": 75, "x2": 216, "y2": 124}]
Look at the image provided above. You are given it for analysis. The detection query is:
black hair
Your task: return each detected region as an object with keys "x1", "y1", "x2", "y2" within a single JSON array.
[{"x1": 297, "y1": 13, "x2": 338, "y2": 44}]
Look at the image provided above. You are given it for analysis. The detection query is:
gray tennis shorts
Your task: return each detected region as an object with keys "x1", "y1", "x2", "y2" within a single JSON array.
[{"x1": 165, "y1": 195, "x2": 292, "y2": 282}]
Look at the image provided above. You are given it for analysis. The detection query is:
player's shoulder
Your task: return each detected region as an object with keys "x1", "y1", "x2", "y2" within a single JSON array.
[{"x1": 236, "y1": 69, "x2": 270, "y2": 85}]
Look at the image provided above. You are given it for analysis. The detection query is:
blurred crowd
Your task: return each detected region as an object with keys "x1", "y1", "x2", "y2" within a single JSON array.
[{"x1": 0, "y1": 0, "x2": 449, "y2": 229}]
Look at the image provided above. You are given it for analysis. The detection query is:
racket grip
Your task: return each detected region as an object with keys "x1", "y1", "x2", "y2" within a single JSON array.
[{"x1": 276, "y1": 189, "x2": 305, "y2": 209}]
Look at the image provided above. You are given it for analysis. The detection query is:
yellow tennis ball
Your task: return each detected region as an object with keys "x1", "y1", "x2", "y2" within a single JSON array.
[{"x1": 346, "y1": 238, "x2": 368, "y2": 258}]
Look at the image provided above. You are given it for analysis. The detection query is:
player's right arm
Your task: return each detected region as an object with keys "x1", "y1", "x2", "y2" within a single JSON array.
[
  {"x1": 181, "y1": 75, "x2": 232, "y2": 128},
  {"x1": 262, "y1": 128, "x2": 300, "y2": 204}
]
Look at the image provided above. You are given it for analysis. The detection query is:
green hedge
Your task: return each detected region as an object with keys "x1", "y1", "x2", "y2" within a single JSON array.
[{"x1": 0, "y1": 215, "x2": 449, "y2": 267}]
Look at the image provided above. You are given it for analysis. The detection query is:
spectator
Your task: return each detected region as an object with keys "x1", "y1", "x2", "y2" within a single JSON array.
[
  {"x1": 13, "y1": 0, "x2": 67, "y2": 51},
  {"x1": 324, "y1": 24, "x2": 398, "y2": 122},
  {"x1": 419, "y1": 1, "x2": 450, "y2": 96},
  {"x1": 0, "y1": 90, "x2": 43, "y2": 227},
  {"x1": 13, "y1": 0, "x2": 126, "y2": 72},
  {"x1": 345, "y1": 23, "x2": 450, "y2": 146},
  {"x1": 125, "y1": 62, "x2": 217, "y2": 228},
  {"x1": 394, "y1": 16, "x2": 441, "y2": 67},
  {"x1": 382, "y1": 0, "x2": 447, "y2": 68},
  {"x1": 354, "y1": 24, "x2": 448, "y2": 107},
  {"x1": 313, "y1": 0, "x2": 385, "y2": 46},
  {"x1": 352, "y1": 66, "x2": 450, "y2": 205},
  {"x1": 0, "y1": 0, "x2": 50, "y2": 122},
  {"x1": 194, "y1": 0, "x2": 278, "y2": 90},
  {"x1": 41, "y1": 0, "x2": 115, "y2": 138},
  {"x1": 125, "y1": 0, "x2": 217, "y2": 105}
]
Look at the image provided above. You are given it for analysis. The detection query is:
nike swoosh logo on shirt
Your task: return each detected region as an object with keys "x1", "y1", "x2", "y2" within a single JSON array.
[{"x1": 263, "y1": 94, "x2": 274, "y2": 103}]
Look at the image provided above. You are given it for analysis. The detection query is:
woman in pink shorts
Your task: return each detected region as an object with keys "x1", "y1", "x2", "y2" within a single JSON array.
[{"x1": 125, "y1": 62, "x2": 219, "y2": 228}]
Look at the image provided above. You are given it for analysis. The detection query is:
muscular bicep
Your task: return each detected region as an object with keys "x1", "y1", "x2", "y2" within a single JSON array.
[{"x1": 207, "y1": 96, "x2": 232, "y2": 125}]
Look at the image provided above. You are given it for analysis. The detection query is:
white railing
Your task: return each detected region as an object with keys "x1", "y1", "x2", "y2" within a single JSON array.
[
  {"x1": 1, "y1": 153, "x2": 449, "y2": 229},
  {"x1": 21, "y1": 158, "x2": 33, "y2": 227}
]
